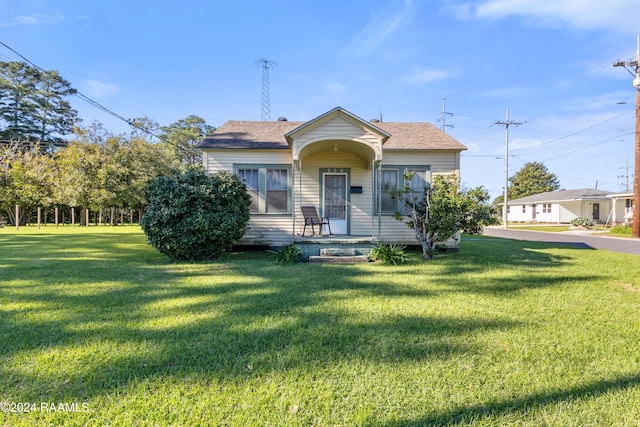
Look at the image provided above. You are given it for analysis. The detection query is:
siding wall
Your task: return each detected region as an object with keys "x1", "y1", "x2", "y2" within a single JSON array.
[
  {"x1": 610, "y1": 198, "x2": 632, "y2": 224},
  {"x1": 202, "y1": 148, "x2": 462, "y2": 245},
  {"x1": 506, "y1": 200, "x2": 613, "y2": 224},
  {"x1": 295, "y1": 151, "x2": 375, "y2": 237},
  {"x1": 204, "y1": 149, "x2": 293, "y2": 245},
  {"x1": 378, "y1": 150, "x2": 461, "y2": 242}
]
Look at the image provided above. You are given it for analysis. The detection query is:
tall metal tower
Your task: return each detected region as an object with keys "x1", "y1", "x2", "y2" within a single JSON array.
[{"x1": 256, "y1": 58, "x2": 276, "y2": 121}]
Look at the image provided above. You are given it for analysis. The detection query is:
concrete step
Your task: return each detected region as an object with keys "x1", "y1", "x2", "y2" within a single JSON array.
[
  {"x1": 319, "y1": 248, "x2": 358, "y2": 256},
  {"x1": 308, "y1": 255, "x2": 370, "y2": 264}
]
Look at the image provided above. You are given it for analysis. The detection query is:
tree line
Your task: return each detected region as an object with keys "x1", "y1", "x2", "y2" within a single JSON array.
[{"x1": 0, "y1": 61, "x2": 215, "y2": 226}]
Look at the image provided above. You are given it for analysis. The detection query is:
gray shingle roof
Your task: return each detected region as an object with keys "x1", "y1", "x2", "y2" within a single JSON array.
[
  {"x1": 509, "y1": 188, "x2": 616, "y2": 204},
  {"x1": 197, "y1": 119, "x2": 467, "y2": 151},
  {"x1": 197, "y1": 120, "x2": 301, "y2": 149}
]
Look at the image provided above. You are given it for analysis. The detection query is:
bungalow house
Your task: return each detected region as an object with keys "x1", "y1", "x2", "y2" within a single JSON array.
[
  {"x1": 506, "y1": 188, "x2": 618, "y2": 224},
  {"x1": 197, "y1": 106, "x2": 467, "y2": 247}
]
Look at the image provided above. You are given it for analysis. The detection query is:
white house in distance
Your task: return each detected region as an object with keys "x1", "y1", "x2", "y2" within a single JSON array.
[
  {"x1": 197, "y1": 107, "x2": 467, "y2": 247},
  {"x1": 506, "y1": 188, "x2": 628, "y2": 224},
  {"x1": 608, "y1": 191, "x2": 634, "y2": 225}
]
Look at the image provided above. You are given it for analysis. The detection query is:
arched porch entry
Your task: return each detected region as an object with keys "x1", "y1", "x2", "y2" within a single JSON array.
[{"x1": 285, "y1": 107, "x2": 389, "y2": 237}]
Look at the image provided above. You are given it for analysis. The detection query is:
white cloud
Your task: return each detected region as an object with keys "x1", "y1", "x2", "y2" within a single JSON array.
[
  {"x1": 325, "y1": 81, "x2": 348, "y2": 93},
  {"x1": 442, "y1": 2, "x2": 474, "y2": 20},
  {"x1": 479, "y1": 86, "x2": 533, "y2": 98},
  {"x1": 402, "y1": 68, "x2": 452, "y2": 84},
  {"x1": 470, "y1": 0, "x2": 639, "y2": 33},
  {"x1": 564, "y1": 90, "x2": 632, "y2": 111},
  {"x1": 82, "y1": 80, "x2": 119, "y2": 98},
  {"x1": 464, "y1": 142, "x2": 482, "y2": 152},
  {"x1": 6, "y1": 13, "x2": 66, "y2": 26},
  {"x1": 344, "y1": 0, "x2": 415, "y2": 57}
]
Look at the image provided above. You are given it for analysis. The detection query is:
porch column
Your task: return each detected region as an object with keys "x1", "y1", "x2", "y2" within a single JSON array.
[
  {"x1": 371, "y1": 160, "x2": 375, "y2": 237},
  {"x1": 298, "y1": 160, "x2": 303, "y2": 237},
  {"x1": 291, "y1": 159, "x2": 296, "y2": 241},
  {"x1": 377, "y1": 161, "x2": 382, "y2": 239}
]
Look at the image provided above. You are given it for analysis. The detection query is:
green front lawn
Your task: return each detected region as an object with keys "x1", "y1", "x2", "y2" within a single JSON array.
[{"x1": 1, "y1": 227, "x2": 639, "y2": 426}]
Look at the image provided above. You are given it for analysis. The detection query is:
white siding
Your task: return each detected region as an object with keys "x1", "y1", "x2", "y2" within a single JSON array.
[
  {"x1": 295, "y1": 151, "x2": 375, "y2": 237},
  {"x1": 205, "y1": 149, "x2": 291, "y2": 171},
  {"x1": 507, "y1": 200, "x2": 613, "y2": 224},
  {"x1": 201, "y1": 146, "x2": 462, "y2": 245},
  {"x1": 382, "y1": 150, "x2": 461, "y2": 177},
  {"x1": 610, "y1": 198, "x2": 632, "y2": 224},
  {"x1": 240, "y1": 216, "x2": 292, "y2": 246},
  {"x1": 507, "y1": 204, "x2": 527, "y2": 222},
  {"x1": 203, "y1": 149, "x2": 293, "y2": 245},
  {"x1": 378, "y1": 150, "x2": 461, "y2": 243},
  {"x1": 295, "y1": 116, "x2": 381, "y2": 148}
]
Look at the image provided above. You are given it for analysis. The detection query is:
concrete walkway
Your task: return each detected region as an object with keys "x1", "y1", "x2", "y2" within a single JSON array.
[{"x1": 481, "y1": 226, "x2": 640, "y2": 255}]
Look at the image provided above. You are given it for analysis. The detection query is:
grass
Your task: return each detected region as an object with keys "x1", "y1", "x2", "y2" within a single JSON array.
[{"x1": 1, "y1": 226, "x2": 640, "y2": 426}]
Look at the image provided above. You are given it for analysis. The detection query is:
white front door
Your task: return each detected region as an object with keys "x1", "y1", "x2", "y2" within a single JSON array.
[{"x1": 323, "y1": 173, "x2": 348, "y2": 234}]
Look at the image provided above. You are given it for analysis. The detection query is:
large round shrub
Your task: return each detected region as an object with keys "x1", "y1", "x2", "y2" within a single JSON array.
[{"x1": 141, "y1": 169, "x2": 251, "y2": 261}]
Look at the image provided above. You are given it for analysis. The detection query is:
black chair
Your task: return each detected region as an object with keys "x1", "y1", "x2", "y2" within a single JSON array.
[{"x1": 301, "y1": 206, "x2": 332, "y2": 236}]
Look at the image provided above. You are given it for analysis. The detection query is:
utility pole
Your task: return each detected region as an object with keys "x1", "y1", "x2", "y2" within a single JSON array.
[
  {"x1": 613, "y1": 35, "x2": 640, "y2": 238},
  {"x1": 618, "y1": 140, "x2": 632, "y2": 191},
  {"x1": 256, "y1": 58, "x2": 276, "y2": 121},
  {"x1": 494, "y1": 108, "x2": 523, "y2": 229},
  {"x1": 438, "y1": 98, "x2": 454, "y2": 132}
]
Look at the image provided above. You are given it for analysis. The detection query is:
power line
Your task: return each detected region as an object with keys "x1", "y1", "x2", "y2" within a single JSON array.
[
  {"x1": 0, "y1": 40, "x2": 172, "y2": 146},
  {"x1": 510, "y1": 111, "x2": 630, "y2": 153},
  {"x1": 541, "y1": 132, "x2": 633, "y2": 162}
]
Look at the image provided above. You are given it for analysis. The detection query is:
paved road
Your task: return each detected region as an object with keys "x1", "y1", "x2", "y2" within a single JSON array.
[{"x1": 481, "y1": 227, "x2": 640, "y2": 255}]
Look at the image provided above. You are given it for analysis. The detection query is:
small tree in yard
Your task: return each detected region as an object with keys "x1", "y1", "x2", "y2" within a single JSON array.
[
  {"x1": 141, "y1": 169, "x2": 251, "y2": 261},
  {"x1": 392, "y1": 174, "x2": 498, "y2": 260}
]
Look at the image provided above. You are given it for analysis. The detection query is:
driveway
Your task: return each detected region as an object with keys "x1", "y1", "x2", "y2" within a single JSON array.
[{"x1": 481, "y1": 226, "x2": 640, "y2": 255}]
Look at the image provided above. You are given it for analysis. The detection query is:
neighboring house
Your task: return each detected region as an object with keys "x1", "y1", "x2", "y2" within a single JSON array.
[
  {"x1": 506, "y1": 188, "x2": 619, "y2": 224},
  {"x1": 197, "y1": 106, "x2": 467, "y2": 246},
  {"x1": 608, "y1": 191, "x2": 634, "y2": 225}
]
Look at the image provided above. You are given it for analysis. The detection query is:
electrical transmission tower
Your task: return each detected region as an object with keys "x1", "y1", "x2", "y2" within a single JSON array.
[{"x1": 256, "y1": 58, "x2": 276, "y2": 121}]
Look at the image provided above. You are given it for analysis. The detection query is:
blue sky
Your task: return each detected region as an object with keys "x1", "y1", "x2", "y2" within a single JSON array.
[{"x1": 1, "y1": 0, "x2": 638, "y2": 199}]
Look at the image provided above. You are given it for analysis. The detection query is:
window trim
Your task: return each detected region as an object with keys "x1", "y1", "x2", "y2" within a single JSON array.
[
  {"x1": 378, "y1": 168, "x2": 400, "y2": 214},
  {"x1": 375, "y1": 165, "x2": 431, "y2": 215},
  {"x1": 234, "y1": 164, "x2": 292, "y2": 215},
  {"x1": 237, "y1": 168, "x2": 259, "y2": 213}
]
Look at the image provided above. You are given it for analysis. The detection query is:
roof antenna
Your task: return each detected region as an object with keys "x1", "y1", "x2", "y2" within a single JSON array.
[{"x1": 438, "y1": 98, "x2": 454, "y2": 132}]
